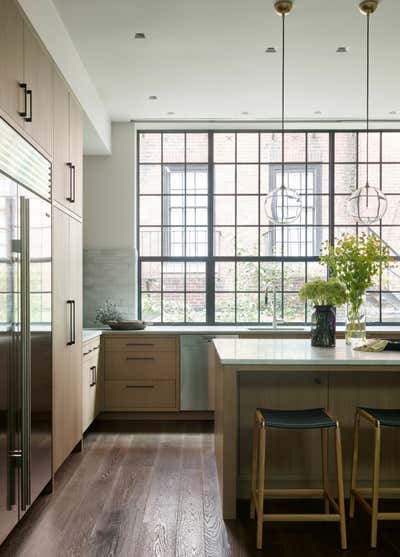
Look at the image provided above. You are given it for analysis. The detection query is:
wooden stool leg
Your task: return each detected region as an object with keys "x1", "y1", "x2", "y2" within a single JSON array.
[
  {"x1": 371, "y1": 423, "x2": 381, "y2": 549},
  {"x1": 250, "y1": 416, "x2": 259, "y2": 519},
  {"x1": 349, "y1": 410, "x2": 361, "y2": 519},
  {"x1": 256, "y1": 424, "x2": 266, "y2": 550},
  {"x1": 321, "y1": 428, "x2": 329, "y2": 514},
  {"x1": 335, "y1": 424, "x2": 347, "y2": 551}
]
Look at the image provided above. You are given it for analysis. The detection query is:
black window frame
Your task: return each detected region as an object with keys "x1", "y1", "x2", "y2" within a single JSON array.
[{"x1": 137, "y1": 129, "x2": 400, "y2": 326}]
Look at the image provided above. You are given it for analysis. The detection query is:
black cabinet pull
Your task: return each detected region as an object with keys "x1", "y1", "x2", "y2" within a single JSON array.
[
  {"x1": 19, "y1": 83, "x2": 27, "y2": 118},
  {"x1": 125, "y1": 343, "x2": 154, "y2": 347},
  {"x1": 125, "y1": 384, "x2": 154, "y2": 389},
  {"x1": 72, "y1": 164, "x2": 76, "y2": 203},
  {"x1": 66, "y1": 300, "x2": 76, "y2": 345},
  {"x1": 25, "y1": 89, "x2": 32, "y2": 122},
  {"x1": 90, "y1": 366, "x2": 97, "y2": 387},
  {"x1": 126, "y1": 356, "x2": 155, "y2": 361},
  {"x1": 72, "y1": 300, "x2": 76, "y2": 345},
  {"x1": 66, "y1": 163, "x2": 75, "y2": 202}
]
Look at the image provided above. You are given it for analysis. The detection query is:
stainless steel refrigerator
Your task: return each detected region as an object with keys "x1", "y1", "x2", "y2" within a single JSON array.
[{"x1": 0, "y1": 118, "x2": 52, "y2": 545}]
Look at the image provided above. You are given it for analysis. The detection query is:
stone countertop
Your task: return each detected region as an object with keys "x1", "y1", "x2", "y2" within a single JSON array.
[
  {"x1": 82, "y1": 324, "x2": 400, "y2": 338},
  {"x1": 213, "y1": 338, "x2": 400, "y2": 367},
  {"x1": 82, "y1": 329, "x2": 103, "y2": 343}
]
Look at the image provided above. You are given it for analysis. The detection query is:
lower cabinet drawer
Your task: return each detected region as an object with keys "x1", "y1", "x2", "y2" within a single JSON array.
[
  {"x1": 105, "y1": 351, "x2": 176, "y2": 380},
  {"x1": 104, "y1": 380, "x2": 176, "y2": 410}
]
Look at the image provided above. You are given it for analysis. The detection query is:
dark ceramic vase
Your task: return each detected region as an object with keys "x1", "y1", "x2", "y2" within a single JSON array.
[{"x1": 311, "y1": 305, "x2": 336, "y2": 347}]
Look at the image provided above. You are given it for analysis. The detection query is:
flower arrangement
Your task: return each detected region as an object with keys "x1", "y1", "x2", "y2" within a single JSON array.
[
  {"x1": 95, "y1": 300, "x2": 123, "y2": 326},
  {"x1": 299, "y1": 279, "x2": 347, "y2": 307},
  {"x1": 320, "y1": 233, "x2": 392, "y2": 343},
  {"x1": 299, "y1": 279, "x2": 347, "y2": 347}
]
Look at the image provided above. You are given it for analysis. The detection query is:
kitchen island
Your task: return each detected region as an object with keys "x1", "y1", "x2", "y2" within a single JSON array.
[{"x1": 212, "y1": 338, "x2": 400, "y2": 519}]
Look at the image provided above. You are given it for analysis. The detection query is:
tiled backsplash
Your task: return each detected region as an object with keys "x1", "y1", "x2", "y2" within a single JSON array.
[{"x1": 83, "y1": 248, "x2": 136, "y2": 327}]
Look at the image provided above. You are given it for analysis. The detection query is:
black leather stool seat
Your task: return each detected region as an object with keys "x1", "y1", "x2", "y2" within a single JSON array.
[
  {"x1": 257, "y1": 408, "x2": 336, "y2": 429},
  {"x1": 359, "y1": 407, "x2": 400, "y2": 427}
]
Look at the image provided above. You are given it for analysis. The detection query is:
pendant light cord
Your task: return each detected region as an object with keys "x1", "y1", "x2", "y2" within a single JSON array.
[
  {"x1": 281, "y1": 12, "x2": 286, "y2": 188},
  {"x1": 366, "y1": 12, "x2": 370, "y2": 184}
]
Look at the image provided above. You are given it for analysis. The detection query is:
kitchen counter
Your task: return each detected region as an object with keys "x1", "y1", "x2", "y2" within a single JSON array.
[
  {"x1": 214, "y1": 337, "x2": 400, "y2": 367},
  {"x1": 83, "y1": 324, "x2": 400, "y2": 337},
  {"x1": 211, "y1": 338, "x2": 400, "y2": 519},
  {"x1": 82, "y1": 329, "x2": 103, "y2": 343}
]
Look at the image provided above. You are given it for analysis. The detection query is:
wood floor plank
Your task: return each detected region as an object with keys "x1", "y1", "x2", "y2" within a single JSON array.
[
  {"x1": 201, "y1": 431, "x2": 231, "y2": 557},
  {"x1": 176, "y1": 468, "x2": 205, "y2": 557},
  {"x1": 2, "y1": 421, "x2": 400, "y2": 557}
]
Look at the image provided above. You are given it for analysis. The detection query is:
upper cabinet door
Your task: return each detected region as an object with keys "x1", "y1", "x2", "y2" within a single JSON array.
[
  {"x1": 69, "y1": 94, "x2": 83, "y2": 217},
  {"x1": 53, "y1": 70, "x2": 70, "y2": 208},
  {"x1": 23, "y1": 21, "x2": 53, "y2": 156},
  {"x1": 0, "y1": 0, "x2": 24, "y2": 125}
]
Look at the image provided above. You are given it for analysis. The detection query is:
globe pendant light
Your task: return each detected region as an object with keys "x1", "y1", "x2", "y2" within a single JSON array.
[
  {"x1": 264, "y1": 0, "x2": 302, "y2": 225},
  {"x1": 348, "y1": 0, "x2": 387, "y2": 224}
]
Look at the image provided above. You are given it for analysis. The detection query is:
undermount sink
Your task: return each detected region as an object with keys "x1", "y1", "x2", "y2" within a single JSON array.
[{"x1": 246, "y1": 326, "x2": 306, "y2": 331}]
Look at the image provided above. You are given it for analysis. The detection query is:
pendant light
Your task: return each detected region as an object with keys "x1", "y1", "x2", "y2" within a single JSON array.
[
  {"x1": 348, "y1": 0, "x2": 387, "y2": 224},
  {"x1": 264, "y1": 0, "x2": 302, "y2": 225}
]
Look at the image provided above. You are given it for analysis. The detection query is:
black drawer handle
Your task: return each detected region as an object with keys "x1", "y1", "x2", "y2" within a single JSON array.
[
  {"x1": 25, "y1": 89, "x2": 32, "y2": 122},
  {"x1": 19, "y1": 83, "x2": 27, "y2": 117},
  {"x1": 125, "y1": 385, "x2": 154, "y2": 389},
  {"x1": 90, "y1": 366, "x2": 97, "y2": 387},
  {"x1": 125, "y1": 343, "x2": 154, "y2": 347},
  {"x1": 126, "y1": 356, "x2": 155, "y2": 361}
]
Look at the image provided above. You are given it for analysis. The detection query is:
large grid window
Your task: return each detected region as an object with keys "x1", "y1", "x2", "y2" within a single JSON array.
[{"x1": 138, "y1": 130, "x2": 400, "y2": 324}]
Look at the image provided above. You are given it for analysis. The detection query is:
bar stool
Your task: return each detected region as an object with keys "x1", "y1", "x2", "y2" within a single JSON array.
[
  {"x1": 250, "y1": 408, "x2": 347, "y2": 551},
  {"x1": 350, "y1": 407, "x2": 400, "y2": 548}
]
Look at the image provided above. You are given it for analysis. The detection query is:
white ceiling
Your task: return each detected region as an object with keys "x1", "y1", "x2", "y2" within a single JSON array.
[{"x1": 52, "y1": 0, "x2": 400, "y2": 123}]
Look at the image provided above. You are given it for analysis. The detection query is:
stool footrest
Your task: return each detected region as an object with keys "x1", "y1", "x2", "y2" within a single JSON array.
[{"x1": 261, "y1": 513, "x2": 341, "y2": 523}]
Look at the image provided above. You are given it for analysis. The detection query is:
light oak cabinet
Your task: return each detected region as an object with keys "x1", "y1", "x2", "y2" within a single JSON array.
[
  {"x1": 0, "y1": 0, "x2": 53, "y2": 156},
  {"x1": 53, "y1": 207, "x2": 83, "y2": 472},
  {"x1": 0, "y1": 0, "x2": 23, "y2": 126},
  {"x1": 53, "y1": 70, "x2": 83, "y2": 216},
  {"x1": 22, "y1": 20, "x2": 53, "y2": 156},
  {"x1": 82, "y1": 337, "x2": 103, "y2": 432},
  {"x1": 103, "y1": 335, "x2": 180, "y2": 411}
]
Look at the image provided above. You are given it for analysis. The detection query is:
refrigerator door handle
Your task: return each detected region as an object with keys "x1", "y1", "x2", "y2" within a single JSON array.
[
  {"x1": 7, "y1": 331, "x2": 18, "y2": 510},
  {"x1": 20, "y1": 197, "x2": 31, "y2": 511}
]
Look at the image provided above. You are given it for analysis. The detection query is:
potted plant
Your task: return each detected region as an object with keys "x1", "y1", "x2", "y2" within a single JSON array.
[
  {"x1": 320, "y1": 233, "x2": 391, "y2": 345},
  {"x1": 95, "y1": 300, "x2": 123, "y2": 327},
  {"x1": 299, "y1": 279, "x2": 347, "y2": 347}
]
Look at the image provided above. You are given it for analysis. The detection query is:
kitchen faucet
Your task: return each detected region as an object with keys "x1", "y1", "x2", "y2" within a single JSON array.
[{"x1": 264, "y1": 282, "x2": 284, "y2": 329}]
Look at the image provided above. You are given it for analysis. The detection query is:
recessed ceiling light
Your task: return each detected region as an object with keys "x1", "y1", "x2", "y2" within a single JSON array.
[
  {"x1": 314, "y1": 110, "x2": 322, "y2": 115},
  {"x1": 389, "y1": 110, "x2": 397, "y2": 115},
  {"x1": 265, "y1": 47, "x2": 277, "y2": 53},
  {"x1": 148, "y1": 95, "x2": 158, "y2": 100},
  {"x1": 241, "y1": 111, "x2": 249, "y2": 115},
  {"x1": 167, "y1": 111, "x2": 175, "y2": 115},
  {"x1": 134, "y1": 32, "x2": 146, "y2": 39},
  {"x1": 336, "y1": 46, "x2": 349, "y2": 53}
]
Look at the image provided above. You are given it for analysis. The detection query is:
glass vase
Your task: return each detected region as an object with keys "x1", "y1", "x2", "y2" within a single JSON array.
[
  {"x1": 345, "y1": 295, "x2": 366, "y2": 346},
  {"x1": 311, "y1": 305, "x2": 336, "y2": 348}
]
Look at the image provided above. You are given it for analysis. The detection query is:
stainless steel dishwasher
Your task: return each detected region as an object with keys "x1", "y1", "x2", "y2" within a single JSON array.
[
  {"x1": 180, "y1": 335, "x2": 212, "y2": 410},
  {"x1": 180, "y1": 334, "x2": 238, "y2": 410}
]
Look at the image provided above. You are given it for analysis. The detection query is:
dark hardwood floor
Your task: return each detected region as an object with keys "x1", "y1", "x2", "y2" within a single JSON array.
[{"x1": 1, "y1": 421, "x2": 400, "y2": 557}]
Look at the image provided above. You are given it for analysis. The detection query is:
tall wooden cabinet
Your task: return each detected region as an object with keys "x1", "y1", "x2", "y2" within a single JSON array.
[
  {"x1": 23, "y1": 20, "x2": 54, "y2": 156},
  {"x1": 0, "y1": 0, "x2": 23, "y2": 125},
  {"x1": 53, "y1": 70, "x2": 83, "y2": 217},
  {"x1": 53, "y1": 208, "x2": 83, "y2": 472},
  {"x1": 0, "y1": 0, "x2": 53, "y2": 156}
]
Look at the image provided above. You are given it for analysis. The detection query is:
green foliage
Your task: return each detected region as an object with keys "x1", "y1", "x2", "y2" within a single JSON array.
[
  {"x1": 299, "y1": 279, "x2": 347, "y2": 307},
  {"x1": 320, "y1": 233, "x2": 392, "y2": 315},
  {"x1": 95, "y1": 300, "x2": 123, "y2": 325}
]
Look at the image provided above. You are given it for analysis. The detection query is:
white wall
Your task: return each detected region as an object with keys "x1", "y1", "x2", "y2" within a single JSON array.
[
  {"x1": 83, "y1": 123, "x2": 135, "y2": 250},
  {"x1": 17, "y1": 0, "x2": 111, "y2": 154},
  {"x1": 83, "y1": 123, "x2": 137, "y2": 326}
]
